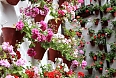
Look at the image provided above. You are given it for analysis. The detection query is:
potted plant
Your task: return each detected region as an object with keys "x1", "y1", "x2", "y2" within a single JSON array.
[
  {"x1": 100, "y1": 4, "x2": 110, "y2": 14},
  {"x1": 101, "y1": 17, "x2": 109, "y2": 27},
  {"x1": 104, "y1": 28, "x2": 113, "y2": 38},
  {"x1": 77, "y1": 18, "x2": 88, "y2": 27},
  {"x1": 111, "y1": 20, "x2": 116, "y2": 27},
  {"x1": 96, "y1": 51, "x2": 106, "y2": 60},
  {"x1": 90, "y1": 35, "x2": 97, "y2": 46},
  {"x1": 93, "y1": 18, "x2": 100, "y2": 25},
  {"x1": 89, "y1": 51, "x2": 97, "y2": 61},
  {"x1": 106, "y1": 6, "x2": 116, "y2": 17},
  {"x1": 94, "y1": 61, "x2": 104, "y2": 73},
  {"x1": 93, "y1": 4, "x2": 100, "y2": 15},
  {"x1": 88, "y1": 27, "x2": 95, "y2": 37},
  {"x1": 75, "y1": 28, "x2": 82, "y2": 38},
  {"x1": 85, "y1": 65, "x2": 94, "y2": 74},
  {"x1": 106, "y1": 52, "x2": 116, "y2": 63},
  {"x1": 110, "y1": 42, "x2": 116, "y2": 52},
  {"x1": 107, "y1": 68, "x2": 116, "y2": 77}
]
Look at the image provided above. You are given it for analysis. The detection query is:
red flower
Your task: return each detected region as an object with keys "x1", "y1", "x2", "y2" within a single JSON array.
[
  {"x1": 67, "y1": 70, "x2": 73, "y2": 76},
  {"x1": 16, "y1": 50, "x2": 21, "y2": 59},
  {"x1": 93, "y1": 56, "x2": 97, "y2": 60},
  {"x1": 47, "y1": 71, "x2": 54, "y2": 78},
  {"x1": 78, "y1": 72, "x2": 84, "y2": 77},
  {"x1": 106, "y1": 7, "x2": 113, "y2": 12},
  {"x1": 94, "y1": 35, "x2": 96, "y2": 39},
  {"x1": 99, "y1": 61, "x2": 103, "y2": 65},
  {"x1": 86, "y1": 10, "x2": 89, "y2": 13},
  {"x1": 12, "y1": 75, "x2": 19, "y2": 78},
  {"x1": 99, "y1": 68, "x2": 103, "y2": 70},
  {"x1": 25, "y1": 69, "x2": 34, "y2": 78}
]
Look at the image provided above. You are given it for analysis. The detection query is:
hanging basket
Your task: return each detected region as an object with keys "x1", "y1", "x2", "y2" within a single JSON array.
[
  {"x1": 98, "y1": 44, "x2": 104, "y2": 51},
  {"x1": 48, "y1": 48, "x2": 60, "y2": 62},
  {"x1": 1, "y1": 0, "x2": 20, "y2": 5},
  {"x1": 48, "y1": 19, "x2": 62, "y2": 34},
  {"x1": 90, "y1": 40, "x2": 95, "y2": 46},
  {"x1": 33, "y1": 42, "x2": 46, "y2": 60}
]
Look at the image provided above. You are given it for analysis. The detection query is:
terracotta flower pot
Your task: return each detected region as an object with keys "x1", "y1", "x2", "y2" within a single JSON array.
[
  {"x1": 102, "y1": 21, "x2": 108, "y2": 27},
  {"x1": 6, "y1": 0, "x2": 20, "y2": 5},
  {"x1": 2, "y1": 27, "x2": 25, "y2": 46},
  {"x1": 33, "y1": 42, "x2": 46, "y2": 60},
  {"x1": 48, "y1": 19, "x2": 62, "y2": 34},
  {"x1": 98, "y1": 44, "x2": 104, "y2": 50},
  {"x1": 2, "y1": 27, "x2": 16, "y2": 46},
  {"x1": 112, "y1": 72, "x2": 116, "y2": 77},
  {"x1": 94, "y1": 19, "x2": 99, "y2": 25},
  {"x1": 80, "y1": 23, "x2": 85, "y2": 28},
  {"x1": 87, "y1": 68, "x2": 93, "y2": 74},
  {"x1": 34, "y1": 14, "x2": 46, "y2": 23},
  {"x1": 90, "y1": 40, "x2": 95, "y2": 46},
  {"x1": 48, "y1": 48, "x2": 60, "y2": 62},
  {"x1": 95, "y1": 10, "x2": 99, "y2": 15}
]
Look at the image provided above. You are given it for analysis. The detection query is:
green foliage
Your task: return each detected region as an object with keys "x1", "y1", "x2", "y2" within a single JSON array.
[
  {"x1": 106, "y1": 52, "x2": 116, "y2": 62},
  {"x1": 89, "y1": 51, "x2": 96, "y2": 57},
  {"x1": 88, "y1": 27, "x2": 95, "y2": 34},
  {"x1": 104, "y1": 28, "x2": 113, "y2": 35},
  {"x1": 93, "y1": 4, "x2": 100, "y2": 10},
  {"x1": 112, "y1": 21, "x2": 116, "y2": 27},
  {"x1": 100, "y1": 4, "x2": 110, "y2": 12}
]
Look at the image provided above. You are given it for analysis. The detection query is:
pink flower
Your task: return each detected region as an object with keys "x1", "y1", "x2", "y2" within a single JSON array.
[
  {"x1": 0, "y1": 59, "x2": 10, "y2": 68},
  {"x1": 15, "y1": 58, "x2": 26, "y2": 66},
  {"x1": 37, "y1": 33, "x2": 42, "y2": 42},
  {"x1": 78, "y1": 0, "x2": 84, "y2": 3},
  {"x1": 5, "y1": 75, "x2": 15, "y2": 78},
  {"x1": 27, "y1": 48, "x2": 36, "y2": 57},
  {"x1": 16, "y1": 21, "x2": 24, "y2": 31},
  {"x1": 41, "y1": 34, "x2": 46, "y2": 42},
  {"x1": 46, "y1": 29, "x2": 53, "y2": 42},
  {"x1": 79, "y1": 50, "x2": 84, "y2": 54},
  {"x1": 58, "y1": 10, "x2": 65, "y2": 16},
  {"x1": 81, "y1": 60, "x2": 87, "y2": 69},
  {"x1": 40, "y1": 21, "x2": 47, "y2": 31},
  {"x1": 31, "y1": 28, "x2": 39, "y2": 39},
  {"x1": 72, "y1": 60, "x2": 78, "y2": 68}
]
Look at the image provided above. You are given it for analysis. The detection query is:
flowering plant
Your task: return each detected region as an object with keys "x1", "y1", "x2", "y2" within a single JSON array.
[
  {"x1": 0, "y1": 42, "x2": 28, "y2": 78},
  {"x1": 94, "y1": 61, "x2": 103, "y2": 70}
]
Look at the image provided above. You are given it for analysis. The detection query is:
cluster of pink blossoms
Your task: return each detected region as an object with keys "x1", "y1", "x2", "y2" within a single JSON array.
[
  {"x1": 20, "y1": 5, "x2": 49, "y2": 18},
  {"x1": 31, "y1": 21, "x2": 53, "y2": 42}
]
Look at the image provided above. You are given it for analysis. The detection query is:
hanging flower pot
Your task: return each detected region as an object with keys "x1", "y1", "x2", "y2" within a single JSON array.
[
  {"x1": 95, "y1": 10, "x2": 99, "y2": 15},
  {"x1": 33, "y1": 42, "x2": 46, "y2": 60},
  {"x1": 112, "y1": 72, "x2": 116, "y2": 77},
  {"x1": 2, "y1": 0, "x2": 20, "y2": 5},
  {"x1": 34, "y1": 14, "x2": 45, "y2": 23},
  {"x1": 58, "y1": 0, "x2": 66, "y2": 8},
  {"x1": 87, "y1": 68, "x2": 93, "y2": 74},
  {"x1": 94, "y1": 18, "x2": 99, "y2": 25},
  {"x1": 2, "y1": 27, "x2": 16, "y2": 46},
  {"x1": 90, "y1": 40, "x2": 95, "y2": 46},
  {"x1": 98, "y1": 44, "x2": 104, "y2": 50},
  {"x1": 48, "y1": 19, "x2": 62, "y2": 34},
  {"x1": 48, "y1": 48, "x2": 60, "y2": 62}
]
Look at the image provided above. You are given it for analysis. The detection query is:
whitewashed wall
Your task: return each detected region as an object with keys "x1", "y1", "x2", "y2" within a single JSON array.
[{"x1": 0, "y1": 0, "x2": 116, "y2": 77}]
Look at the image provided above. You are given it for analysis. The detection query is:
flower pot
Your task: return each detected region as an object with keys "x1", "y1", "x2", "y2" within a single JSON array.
[
  {"x1": 90, "y1": 40, "x2": 95, "y2": 46},
  {"x1": 34, "y1": 14, "x2": 45, "y2": 23},
  {"x1": 33, "y1": 42, "x2": 46, "y2": 60},
  {"x1": 87, "y1": 68, "x2": 93, "y2": 74},
  {"x1": 80, "y1": 23, "x2": 85, "y2": 28},
  {"x1": 48, "y1": 48, "x2": 60, "y2": 62},
  {"x1": 95, "y1": 10, "x2": 99, "y2": 15},
  {"x1": 98, "y1": 44, "x2": 104, "y2": 51},
  {"x1": 58, "y1": 0, "x2": 66, "y2": 8},
  {"x1": 102, "y1": 21, "x2": 108, "y2": 27},
  {"x1": 107, "y1": 33, "x2": 111, "y2": 38},
  {"x1": 110, "y1": 58, "x2": 114, "y2": 63},
  {"x1": 94, "y1": 19, "x2": 99, "y2": 25},
  {"x1": 112, "y1": 72, "x2": 116, "y2": 77},
  {"x1": 2, "y1": 27, "x2": 16, "y2": 46},
  {"x1": 2, "y1": 0, "x2": 20, "y2": 5},
  {"x1": 48, "y1": 19, "x2": 62, "y2": 34},
  {"x1": 2, "y1": 27, "x2": 25, "y2": 46}
]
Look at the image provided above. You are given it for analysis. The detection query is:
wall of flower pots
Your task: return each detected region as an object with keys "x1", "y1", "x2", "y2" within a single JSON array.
[{"x1": 0, "y1": 0, "x2": 116, "y2": 78}]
